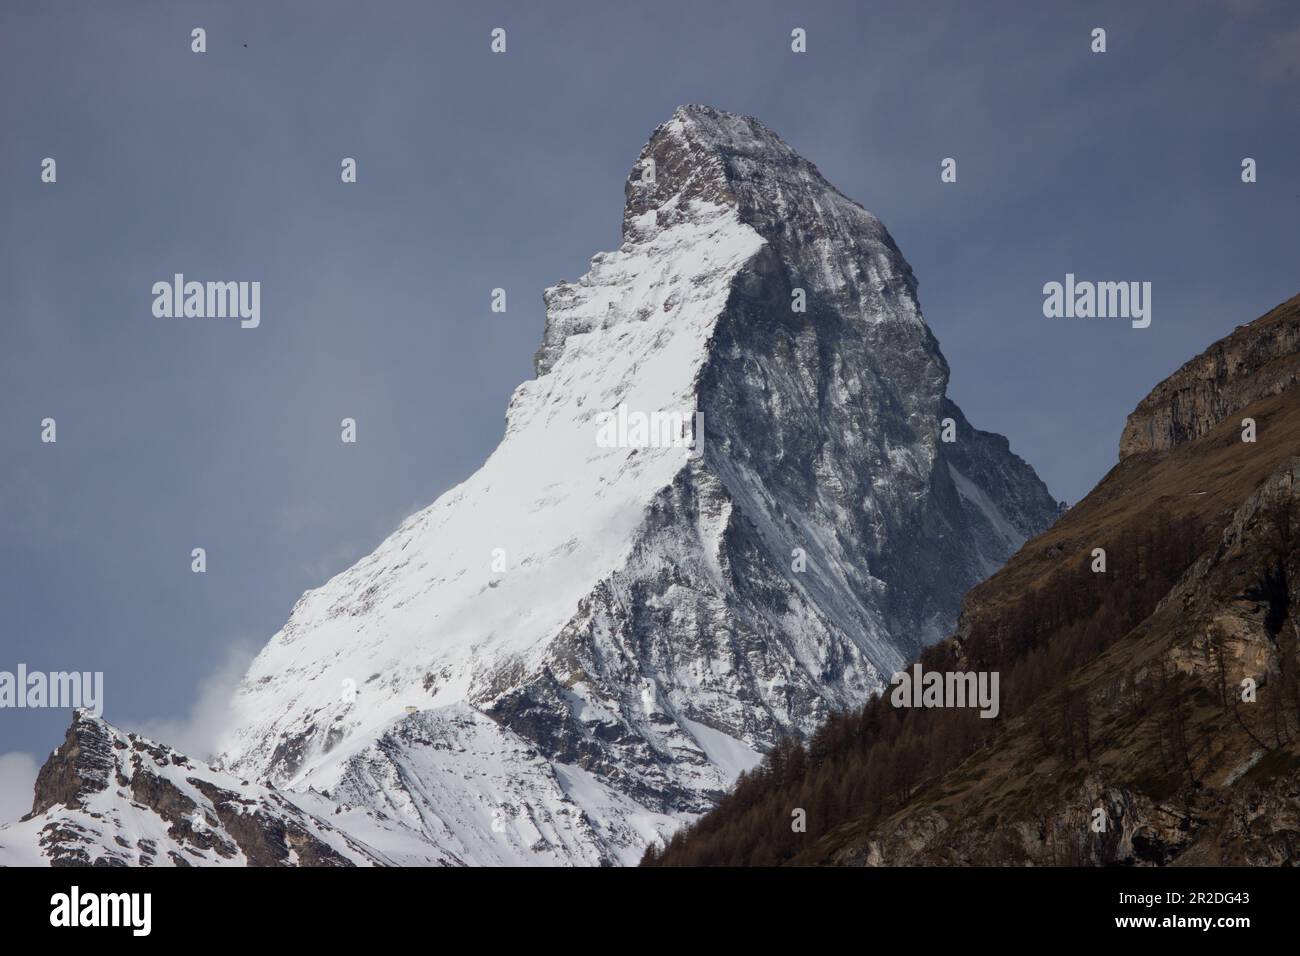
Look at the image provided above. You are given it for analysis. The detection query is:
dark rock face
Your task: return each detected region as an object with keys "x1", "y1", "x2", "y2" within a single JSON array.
[
  {"x1": 648, "y1": 292, "x2": 1300, "y2": 868},
  {"x1": 28, "y1": 713, "x2": 118, "y2": 818},
  {"x1": 501, "y1": 107, "x2": 1060, "y2": 797}
]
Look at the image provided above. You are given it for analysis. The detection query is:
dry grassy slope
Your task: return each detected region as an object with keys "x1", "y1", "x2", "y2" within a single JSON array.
[
  {"x1": 950, "y1": 290, "x2": 1300, "y2": 654},
  {"x1": 798, "y1": 297, "x2": 1300, "y2": 867},
  {"x1": 955, "y1": 383, "x2": 1300, "y2": 649}
]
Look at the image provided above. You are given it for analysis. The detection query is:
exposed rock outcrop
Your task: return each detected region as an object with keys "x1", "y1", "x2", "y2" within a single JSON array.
[{"x1": 1120, "y1": 294, "x2": 1300, "y2": 458}]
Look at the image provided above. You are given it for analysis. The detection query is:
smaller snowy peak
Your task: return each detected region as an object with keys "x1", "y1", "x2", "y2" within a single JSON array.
[{"x1": 0, "y1": 711, "x2": 392, "y2": 867}]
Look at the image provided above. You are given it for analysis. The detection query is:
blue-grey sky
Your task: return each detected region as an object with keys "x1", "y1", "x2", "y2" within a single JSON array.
[{"x1": 1, "y1": 0, "x2": 1297, "y2": 802}]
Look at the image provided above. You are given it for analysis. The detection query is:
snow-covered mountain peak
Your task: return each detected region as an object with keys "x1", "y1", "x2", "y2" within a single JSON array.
[{"x1": 210, "y1": 106, "x2": 1058, "y2": 865}]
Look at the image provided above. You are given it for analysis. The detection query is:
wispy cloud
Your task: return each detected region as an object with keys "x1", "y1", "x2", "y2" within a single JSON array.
[
  {"x1": 0, "y1": 752, "x2": 39, "y2": 824},
  {"x1": 136, "y1": 639, "x2": 259, "y2": 763},
  {"x1": 1261, "y1": 24, "x2": 1300, "y2": 83}
]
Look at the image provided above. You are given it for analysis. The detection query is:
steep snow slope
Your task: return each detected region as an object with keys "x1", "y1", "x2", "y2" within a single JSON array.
[{"x1": 210, "y1": 105, "x2": 1059, "y2": 865}]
